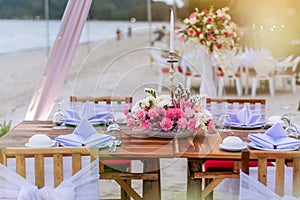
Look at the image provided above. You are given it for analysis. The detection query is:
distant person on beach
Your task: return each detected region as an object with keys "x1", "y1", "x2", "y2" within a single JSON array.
[
  {"x1": 128, "y1": 26, "x2": 132, "y2": 37},
  {"x1": 116, "y1": 28, "x2": 122, "y2": 40},
  {"x1": 151, "y1": 25, "x2": 166, "y2": 46}
]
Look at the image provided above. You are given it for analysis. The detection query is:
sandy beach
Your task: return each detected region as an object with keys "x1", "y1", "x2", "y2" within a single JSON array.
[{"x1": 1, "y1": 30, "x2": 300, "y2": 199}]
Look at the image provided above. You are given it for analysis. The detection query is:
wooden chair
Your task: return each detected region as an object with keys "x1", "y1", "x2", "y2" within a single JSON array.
[
  {"x1": 189, "y1": 98, "x2": 267, "y2": 199},
  {"x1": 0, "y1": 147, "x2": 98, "y2": 188},
  {"x1": 206, "y1": 98, "x2": 266, "y2": 126},
  {"x1": 69, "y1": 96, "x2": 134, "y2": 200},
  {"x1": 241, "y1": 149, "x2": 300, "y2": 197},
  {"x1": 70, "y1": 96, "x2": 132, "y2": 104}
]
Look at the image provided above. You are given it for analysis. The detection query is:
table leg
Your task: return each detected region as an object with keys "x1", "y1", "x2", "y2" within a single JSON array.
[
  {"x1": 143, "y1": 159, "x2": 161, "y2": 200},
  {"x1": 187, "y1": 159, "x2": 203, "y2": 200}
]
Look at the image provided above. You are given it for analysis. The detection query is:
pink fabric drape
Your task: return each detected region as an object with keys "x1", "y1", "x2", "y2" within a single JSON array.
[{"x1": 25, "y1": 0, "x2": 92, "y2": 120}]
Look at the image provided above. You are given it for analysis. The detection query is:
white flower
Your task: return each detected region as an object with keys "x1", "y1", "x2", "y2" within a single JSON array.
[
  {"x1": 206, "y1": 24, "x2": 213, "y2": 29},
  {"x1": 183, "y1": 18, "x2": 190, "y2": 25},
  {"x1": 156, "y1": 95, "x2": 172, "y2": 108},
  {"x1": 189, "y1": 17, "x2": 198, "y2": 25}
]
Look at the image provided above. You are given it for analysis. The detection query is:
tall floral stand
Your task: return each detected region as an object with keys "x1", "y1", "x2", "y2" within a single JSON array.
[{"x1": 179, "y1": 40, "x2": 217, "y2": 98}]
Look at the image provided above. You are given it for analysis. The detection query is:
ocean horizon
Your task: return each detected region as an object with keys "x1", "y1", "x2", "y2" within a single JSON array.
[{"x1": 0, "y1": 19, "x2": 167, "y2": 55}]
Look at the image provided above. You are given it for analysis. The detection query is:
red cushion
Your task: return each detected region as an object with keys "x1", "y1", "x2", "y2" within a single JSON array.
[
  {"x1": 177, "y1": 65, "x2": 183, "y2": 73},
  {"x1": 161, "y1": 67, "x2": 169, "y2": 73},
  {"x1": 204, "y1": 160, "x2": 274, "y2": 171}
]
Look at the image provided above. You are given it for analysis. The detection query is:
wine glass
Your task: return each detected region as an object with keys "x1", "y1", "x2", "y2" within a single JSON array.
[
  {"x1": 215, "y1": 102, "x2": 231, "y2": 132},
  {"x1": 52, "y1": 99, "x2": 65, "y2": 126},
  {"x1": 281, "y1": 104, "x2": 293, "y2": 115},
  {"x1": 217, "y1": 113, "x2": 231, "y2": 132},
  {"x1": 283, "y1": 113, "x2": 298, "y2": 138}
]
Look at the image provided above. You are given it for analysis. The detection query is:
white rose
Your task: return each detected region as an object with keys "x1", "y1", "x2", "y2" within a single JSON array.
[
  {"x1": 183, "y1": 18, "x2": 190, "y2": 24},
  {"x1": 189, "y1": 17, "x2": 198, "y2": 25},
  {"x1": 206, "y1": 24, "x2": 213, "y2": 29}
]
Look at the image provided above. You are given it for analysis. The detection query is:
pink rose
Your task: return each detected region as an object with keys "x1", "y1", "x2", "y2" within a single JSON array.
[
  {"x1": 184, "y1": 107, "x2": 194, "y2": 119},
  {"x1": 148, "y1": 108, "x2": 160, "y2": 120},
  {"x1": 135, "y1": 109, "x2": 145, "y2": 120},
  {"x1": 142, "y1": 120, "x2": 152, "y2": 131},
  {"x1": 187, "y1": 28, "x2": 196, "y2": 36},
  {"x1": 189, "y1": 12, "x2": 199, "y2": 19},
  {"x1": 177, "y1": 118, "x2": 188, "y2": 129},
  {"x1": 202, "y1": 9, "x2": 208, "y2": 14},
  {"x1": 124, "y1": 104, "x2": 131, "y2": 115},
  {"x1": 184, "y1": 101, "x2": 193, "y2": 108},
  {"x1": 160, "y1": 118, "x2": 173, "y2": 131},
  {"x1": 127, "y1": 117, "x2": 135, "y2": 129},
  {"x1": 207, "y1": 119, "x2": 214, "y2": 129},
  {"x1": 187, "y1": 119, "x2": 197, "y2": 132},
  {"x1": 166, "y1": 108, "x2": 182, "y2": 119}
]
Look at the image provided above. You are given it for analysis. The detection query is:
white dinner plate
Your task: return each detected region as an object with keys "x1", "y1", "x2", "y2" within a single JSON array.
[
  {"x1": 147, "y1": 131, "x2": 196, "y2": 138},
  {"x1": 219, "y1": 143, "x2": 248, "y2": 151},
  {"x1": 59, "y1": 140, "x2": 113, "y2": 149},
  {"x1": 25, "y1": 140, "x2": 56, "y2": 148},
  {"x1": 248, "y1": 142, "x2": 299, "y2": 151},
  {"x1": 227, "y1": 124, "x2": 264, "y2": 130},
  {"x1": 60, "y1": 118, "x2": 106, "y2": 126}
]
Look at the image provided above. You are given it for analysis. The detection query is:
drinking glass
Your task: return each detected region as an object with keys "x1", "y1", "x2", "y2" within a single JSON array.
[
  {"x1": 52, "y1": 99, "x2": 65, "y2": 125},
  {"x1": 218, "y1": 113, "x2": 231, "y2": 132},
  {"x1": 283, "y1": 113, "x2": 298, "y2": 138}
]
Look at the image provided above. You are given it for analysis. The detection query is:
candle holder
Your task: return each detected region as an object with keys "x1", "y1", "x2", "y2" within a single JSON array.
[{"x1": 167, "y1": 51, "x2": 178, "y2": 98}]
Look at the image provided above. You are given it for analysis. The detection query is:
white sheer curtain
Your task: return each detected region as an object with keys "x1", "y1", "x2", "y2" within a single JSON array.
[{"x1": 25, "y1": 0, "x2": 92, "y2": 120}]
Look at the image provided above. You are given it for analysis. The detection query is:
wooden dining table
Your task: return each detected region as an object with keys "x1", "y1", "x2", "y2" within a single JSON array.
[
  {"x1": 0, "y1": 120, "x2": 175, "y2": 200},
  {"x1": 0, "y1": 120, "x2": 272, "y2": 200}
]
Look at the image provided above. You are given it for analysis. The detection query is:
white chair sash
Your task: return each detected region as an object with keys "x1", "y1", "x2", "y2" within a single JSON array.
[{"x1": 0, "y1": 160, "x2": 99, "y2": 200}]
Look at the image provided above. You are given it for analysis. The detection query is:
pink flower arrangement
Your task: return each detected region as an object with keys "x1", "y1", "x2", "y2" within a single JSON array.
[
  {"x1": 125, "y1": 84, "x2": 214, "y2": 133},
  {"x1": 178, "y1": 6, "x2": 239, "y2": 53}
]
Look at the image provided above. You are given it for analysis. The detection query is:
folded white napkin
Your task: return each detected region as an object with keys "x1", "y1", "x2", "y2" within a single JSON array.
[
  {"x1": 225, "y1": 104, "x2": 265, "y2": 126},
  {"x1": 62, "y1": 101, "x2": 112, "y2": 124},
  {"x1": 248, "y1": 122, "x2": 300, "y2": 150},
  {"x1": 55, "y1": 119, "x2": 114, "y2": 147}
]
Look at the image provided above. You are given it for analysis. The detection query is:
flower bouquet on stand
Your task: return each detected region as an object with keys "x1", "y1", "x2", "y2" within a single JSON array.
[
  {"x1": 124, "y1": 83, "x2": 214, "y2": 138},
  {"x1": 176, "y1": 6, "x2": 240, "y2": 96},
  {"x1": 179, "y1": 6, "x2": 239, "y2": 53}
]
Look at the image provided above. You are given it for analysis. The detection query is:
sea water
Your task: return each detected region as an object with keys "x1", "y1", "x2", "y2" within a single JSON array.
[{"x1": 0, "y1": 19, "x2": 167, "y2": 55}]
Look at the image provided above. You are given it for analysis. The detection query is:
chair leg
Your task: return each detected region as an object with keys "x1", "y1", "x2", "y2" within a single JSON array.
[
  {"x1": 251, "y1": 78, "x2": 257, "y2": 97},
  {"x1": 269, "y1": 78, "x2": 275, "y2": 97},
  {"x1": 218, "y1": 77, "x2": 224, "y2": 97},
  {"x1": 235, "y1": 77, "x2": 242, "y2": 97},
  {"x1": 291, "y1": 77, "x2": 296, "y2": 94}
]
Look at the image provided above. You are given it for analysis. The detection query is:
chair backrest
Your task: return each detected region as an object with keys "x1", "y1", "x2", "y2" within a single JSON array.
[
  {"x1": 206, "y1": 98, "x2": 266, "y2": 123},
  {"x1": 70, "y1": 96, "x2": 132, "y2": 104},
  {"x1": 241, "y1": 149, "x2": 300, "y2": 197},
  {"x1": 251, "y1": 56, "x2": 277, "y2": 75},
  {"x1": 291, "y1": 55, "x2": 300, "y2": 72},
  {"x1": 0, "y1": 147, "x2": 98, "y2": 188},
  {"x1": 69, "y1": 96, "x2": 133, "y2": 113}
]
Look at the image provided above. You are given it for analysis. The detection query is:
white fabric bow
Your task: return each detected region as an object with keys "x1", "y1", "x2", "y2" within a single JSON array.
[{"x1": 0, "y1": 160, "x2": 99, "y2": 200}]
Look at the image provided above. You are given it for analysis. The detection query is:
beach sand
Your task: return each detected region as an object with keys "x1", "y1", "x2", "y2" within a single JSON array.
[{"x1": 0, "y1": 30, "x2": 300, "y2": 199}]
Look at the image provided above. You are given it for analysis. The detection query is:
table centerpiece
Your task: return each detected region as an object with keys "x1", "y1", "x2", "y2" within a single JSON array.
[{"x1": 124, "y1": 83, "x2": 214, "y2": 138}]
